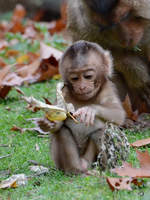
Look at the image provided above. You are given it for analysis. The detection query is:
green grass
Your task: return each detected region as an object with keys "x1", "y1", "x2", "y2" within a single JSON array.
[{"x1": 0, "y1": 80, "x2": 150, "y2": 200}]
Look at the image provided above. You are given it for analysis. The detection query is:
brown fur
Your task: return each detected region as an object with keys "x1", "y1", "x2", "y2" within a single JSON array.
[
  {"x1": 50, "y1": 41, "x2": 125, "y2": 174},
  {"x1": 67, "y1": 0, "x2": 150, "y2": 110}
]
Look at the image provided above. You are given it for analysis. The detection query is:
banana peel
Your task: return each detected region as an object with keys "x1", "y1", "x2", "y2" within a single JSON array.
[{"x1": 22, "y1": 82, "x2": 78, "y2": 123}]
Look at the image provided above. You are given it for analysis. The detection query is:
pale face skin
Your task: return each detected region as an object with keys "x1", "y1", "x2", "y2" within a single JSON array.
[{"x1": 68, "y1": 66, "x2": 101, "y2": 101}]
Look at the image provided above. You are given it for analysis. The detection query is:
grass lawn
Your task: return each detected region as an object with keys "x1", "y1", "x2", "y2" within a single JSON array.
[{"x1": 0, "y1": 80, "x2": 150, "y2": 200}]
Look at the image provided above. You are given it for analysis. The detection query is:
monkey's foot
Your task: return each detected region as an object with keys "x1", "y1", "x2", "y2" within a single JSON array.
[
  {"x1": 82, "y1": 169, "x2": 99, "y2": 176},
  {"x1": 81, "y1": 158, "x2": 89, "y2": 171}
]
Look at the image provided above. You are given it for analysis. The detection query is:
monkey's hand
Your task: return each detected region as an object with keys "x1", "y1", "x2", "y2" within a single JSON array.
[{"x1": 73, "y1": 107, "x2": 96, "y2": 126}]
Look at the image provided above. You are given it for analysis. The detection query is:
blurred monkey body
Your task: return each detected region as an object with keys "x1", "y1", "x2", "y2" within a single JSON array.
[
  {"x1": 50, "y1": 41, "x2": 125, "y2": 174},
  {"x1": 67, "y1": 0, "x2": 150, "y2": 110}
]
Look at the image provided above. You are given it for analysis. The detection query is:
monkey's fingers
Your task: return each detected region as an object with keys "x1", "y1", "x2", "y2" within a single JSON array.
[
  {"x1": 85, "y1": 109, "x2": 96, "y2": 126},
  {"x1": 84, "y1": 108, "x2": 93, "y2": 126},
  {"x1": 90, "y1": 111, "x2": 96, "y2": 125},
  {"x1": 80, "y1": 109, "x2": 87, "y2": 123},
  {"x1": 73, "y1": 109, "x2": 83, "y2": 117}
]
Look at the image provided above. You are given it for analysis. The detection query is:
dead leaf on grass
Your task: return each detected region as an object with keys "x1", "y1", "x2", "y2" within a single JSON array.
[
  {"x1": 40, "y1": 42, "x2": 62, "y2": 60},
  {"x1": 112, "y1": 150, "x2": 150, "y2": 178},
  {"x1": 11, "y1": 125, "x2": 25, "y2": 133},
  {"x1": 106, "y1": 177, "x2": 144, "y2": 191},
  {"x1": 122, "y1": 95, "x2": 138, "y2": 121},
  {"x1": 29, "y1": 165, "x2": 49, "y2": 174},
  {"x1": 131, "y1": 138, "x2": 150, "y2": 147},
  {"x1": 10, "y1": 4, "x2": 26, "y2": 33},
  {"x1": 0, "y1": 174, "x2": 28, "y2": 189},
  {"x1": 26, "y1": 117, "x2": 54, "y2": 134},
  {"x1": 48, "y1": 0, "x2": 67, "y2": 34},
  {"x1": 0, "y1": 43, "x2": 61, "y2": 98},
  {"x1": 107, "y1": 177, "x2": 132, "y2": 191}
]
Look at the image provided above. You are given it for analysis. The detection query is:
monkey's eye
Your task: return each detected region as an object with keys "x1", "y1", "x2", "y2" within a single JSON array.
[
  {"x1": 84, "y1": 75, "x2": 93, "y2": 79},
  {"x1": 71, "y1": 77, "x2": 79, "y2": 81}
]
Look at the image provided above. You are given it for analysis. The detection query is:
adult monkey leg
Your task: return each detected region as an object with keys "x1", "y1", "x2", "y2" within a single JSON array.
[{"x1": 114, "y1": 52, "x2": 150, "y2": 108}]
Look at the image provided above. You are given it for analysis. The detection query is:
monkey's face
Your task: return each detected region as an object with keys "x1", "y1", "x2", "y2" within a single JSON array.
[
  {"x1": 86, "y1": 0, "x2": 146, "y2": 47},
  {"x1": 68, "y1": 67, "x2": 101, "y2": 101}
]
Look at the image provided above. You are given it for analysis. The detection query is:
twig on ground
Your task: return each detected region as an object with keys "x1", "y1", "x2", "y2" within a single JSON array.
[
  {"x1": 0, "y1": 154, "x2": 11, "y2": 159},
  {"x1": 0, "y1": 144, "x2": 9, "y2": 147},
  {"x1": 37, "y1": 135, "x2": 49, "y2": 138},
  {"x1": 28, "y1": 160, "x2": 57, "y2": 171}
]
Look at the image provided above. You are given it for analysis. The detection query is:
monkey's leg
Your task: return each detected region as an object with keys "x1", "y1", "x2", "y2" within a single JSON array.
[
  {"x1": 51, "y1": 126, "x2": 87, "y2": 174},
  {"x1": 114, "y1": 54, "x2": 150, "y2": 107},
  {"x1": 81, "y1": 139, "x2": 98, "y2": 167},
  {"x1": 82, "y1": 129, "x2": 105, "y2": 167}
]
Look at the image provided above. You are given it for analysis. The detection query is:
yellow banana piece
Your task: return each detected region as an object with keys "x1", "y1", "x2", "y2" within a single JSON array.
[{"x1": 46, "y1": 110, "x2": 67, "y2": 121}]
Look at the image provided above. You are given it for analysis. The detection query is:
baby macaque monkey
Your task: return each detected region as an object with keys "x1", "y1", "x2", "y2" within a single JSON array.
[{"x1": 50, "y1": 40, "x2": 125, "y2": 174}]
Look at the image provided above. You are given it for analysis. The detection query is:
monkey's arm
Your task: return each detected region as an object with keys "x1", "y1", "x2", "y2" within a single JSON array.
[
  {"x1": 73, "y1": 82, "x2": 125, "y2": 126},
  {"x1": 91, "y1": 103, "x2": 125, "y2": 125},
  {"x1": 92, "y1": 82, "x2": 126, "y2": 125}
]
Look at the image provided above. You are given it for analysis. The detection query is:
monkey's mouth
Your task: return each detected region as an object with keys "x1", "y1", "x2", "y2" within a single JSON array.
[
  {"x1": 74, "y1": 90, "x2": 96, "y2": 100},
  {"x1": 75, "y1": 91, "x2": 93, "y2": 96}
]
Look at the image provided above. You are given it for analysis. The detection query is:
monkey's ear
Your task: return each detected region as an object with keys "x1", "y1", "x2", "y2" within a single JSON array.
[{"x1": 104, "y1": 51, "x2": 113, "y2": 77}]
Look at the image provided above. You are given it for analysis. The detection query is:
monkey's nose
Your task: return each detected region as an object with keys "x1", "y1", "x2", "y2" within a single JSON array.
[{"x1": 79, "y1": 86, "x2": 86, "y2": 92}]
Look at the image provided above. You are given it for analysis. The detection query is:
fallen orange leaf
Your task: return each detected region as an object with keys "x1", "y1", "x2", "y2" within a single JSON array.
[
  {"x1": 49, "y1": 0, "x2": 67, "y2": 34},
  {"x1": 107, "y1": 177, "x2": 132, "y2": 191},
  {"x1": 122, "y1": 95, "x2": 138, "y2": 121},
  {"x1": 16, "y1": 54, "x2": 29, "y2": 64},
  {"x1": 131, "y1": 138, "x2": 150, "y2": 147},
  {"x1": 5, "y1": 49, "x2": 19, "y2": 57},
  {"x1": 112, "y1": 150, "x2": 150, "y2": 178}
]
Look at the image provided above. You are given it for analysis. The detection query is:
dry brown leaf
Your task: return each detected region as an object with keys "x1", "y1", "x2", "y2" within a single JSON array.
[
  {"x1": 0, "y1": 40, "x2": 8, "y2": 50},
  {"x1": 16, "y1": 54, "x2": 29, "y2": 64},
  {"x1": 48, "y1": 0, "x2": 67, "y2": 34},
  {"x1": 6, "y1": 49, "x2": 19, "y2": 57},
  {"x1": 33, "y1": 10, "x2": 45, "y2": 22},
  {"x1": 0, "y1": 86, "x2": 11, "y2": 98},
  {"x1": 40, "y1": 42, "x2": 62, "y2": 60},
  {"x1": 0, "y1": 65, "x2": 13, "y2": 85},
  {"x1": 1, "y1": 59, "x2": 41, "y2": 87},
  {"x1": 11, "y1": 117, "x2": 55, "y2": 135},
  {"x1": 29, "y1": 165, "x2": 49, "y2": 174},
  {"x1": 0, "y1": 5, "x2": 64, "y2": 99},
  {"x1": 131, "y1": 138, "x2": 150, "y2": 147},
  {"x1": 122, "y1": 95, "x2": 138, "y2": 121},
  {"x1": 0, "y1": 174, "x2": 28, "y2": 189},
  {"x1": 10, "y1": 4, "x2": 26, "y2": 33},
  {"x1": 26, "y1": 118, "x2": 55, "y2": 134},
  {"x1": 0, "y1": 58, "x2": 6, "y2": 67},
  {"x1": 112, "y1": 150, "x2": 150, "y2": 178},
  {"x1": 37, "y1": 60, "x2": 59, "y2": 82},
  {"x1": 15, "y1": 86, "x2": 25, "y2": 95},
  {"x1": 136, "y1": 150, "x2": 150, "y2": 169},
  {"x1": 44, "y1": 98, "x2": 52, "y2": 105},
  {"x1": 0, "y1": 50, "x2": 60, "y2": 98},
  {"x1": 12, "y1": 4, "x2": 26, "y2": 22},
  {"x1": 11, "y1": 125, "x2": 25, "y2": 133},
  {"x1": 106, "y1": 177, "x2": 132, "y2": 191},
  {"x1": 24, "y1": 26, "x2": 37, "y2": 39}
]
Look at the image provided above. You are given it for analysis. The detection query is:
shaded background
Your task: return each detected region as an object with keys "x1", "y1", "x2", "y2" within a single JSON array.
[{"x1": 0, "y1": 0, "x2": 62, "y2": 20}]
